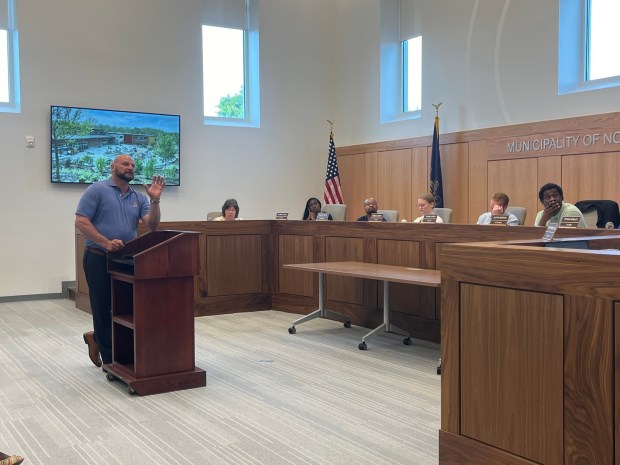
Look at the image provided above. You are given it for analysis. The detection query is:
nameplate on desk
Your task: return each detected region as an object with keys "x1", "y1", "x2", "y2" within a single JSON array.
[
  {"x1": 275, "y1": 212, "x2": 289, "y2": 220},
  {"x1": 369, "y1": 213, "x2": 384, "y2": 222},
  {"x1": 316, "y1": 212, "x2": 329, "y2": 221},
  {"x1": 490, "y1": 215, "x2": 509, "y2": 225},
  {"x1": 422, "y1": 214, "x2": 438, "y2": 223},
  {"x1": 542, "y1": 223, "x2": 559, "y2": 241},
  {"x1": 560, "y1": 216, "x2": 580, "y2": 228}
]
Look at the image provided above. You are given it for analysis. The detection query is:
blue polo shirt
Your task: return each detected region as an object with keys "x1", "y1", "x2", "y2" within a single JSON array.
[{"x1": 76, "y1": 178, "x2": 150, "y2": 249}]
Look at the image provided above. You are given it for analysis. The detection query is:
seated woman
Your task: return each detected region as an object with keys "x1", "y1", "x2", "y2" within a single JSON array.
[
  {"x1": 213, "y1": 198, "x2": 243, "y2": 221},
  {"x1": 303, "y1": 197, "x2": 333, "y2": 220},
  {"x1": 413, "y1": 193, "x2": 444, "y2": 223}
]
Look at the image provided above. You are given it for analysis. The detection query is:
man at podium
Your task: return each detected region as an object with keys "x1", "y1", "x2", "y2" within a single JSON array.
[{"x1": 75, "y1": 154, "x2": 165, "y2": 368}]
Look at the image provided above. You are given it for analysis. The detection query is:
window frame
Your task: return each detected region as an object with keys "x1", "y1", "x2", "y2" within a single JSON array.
[
  {"x1": 0, "y1": 0, "x2": 20, "y2": 113},
  {"x1": 380, "y1": 0, "x2": 421, "y2": 124},
  {"x1": 402, "y1": 36, "x2": 422, "y2": 114},
  {"x1": 558, "y1": 0, "x2": 620, "y2": 95},
  {"x1": 202, "y1": 0, "x2": 259, "y2": 128}
]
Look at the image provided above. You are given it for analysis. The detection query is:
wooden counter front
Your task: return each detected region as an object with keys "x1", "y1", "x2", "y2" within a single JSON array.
[
  {"x1": 438, "y1": 235, "x2": 620, "y2": 465},
  {"x1": 76, "y1": 221, "x2": 614, "y2": 343}
]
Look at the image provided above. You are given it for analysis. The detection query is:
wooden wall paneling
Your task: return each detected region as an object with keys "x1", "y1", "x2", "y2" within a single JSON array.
[
  {"x1": 337, "y1": 153, "x2": 366, "y2": 221},
  {"x1": 362, "y1": 152, "x2": 378, "y2": 214},
  {"x1": 440, "y1": 278, "x2": 460, "y2": 434},
  {"x1": 313, "y1": 234, "x2": 325, "y2": 263},
  {"x1": 377, "y1": 151, "x2": 392, "y2": 209},
  {"x1": 562, "y1": 151, "x2": 620, "y2": 203},
  {"x1": 338, "y1": 112, "x2": 620, "y2": 157},
  {"x1": 487, "y1": 157, "x2": 539, "y2": 226},
  {"x1": 429, "y1": 142, "x2": 469, "y2": 223},
  {"x1": 468, "y1": 140, "x2": 488, "y2": 224},
  {"x1": 362, "y1": 237, "x2": 379, "y2": 314},
  {"x1": 388, "y1": 149, "x2": 412, "y2": 220},
  {"x1": 460, "y1": 284, "x2": 563, "y2": 464},
  {"x1": 376, "y1": 239, "x2": 421, "y2": 314},
  {"x1": 337, "y1": 112, "x2": 620, "y2": 223},
  {"x1": 564, "y1": 295, "x2": 613, "y2": 465},
  {"x1": 262, "y1": 232, "x2": 275, "y2": 294},
  {"x1": 537, "y1": 155, "x2": 562, "y2": 194},
  {"x1": 439, "y1": 431, "x2": 541, "y2": 465},
  {"x1": 411, "y1": 146, "x2": 430, "y2": 222},
  {"x1": 206, "y1": 235, "x2": 262, "y2": 295},
  {"x1": 324, "y1": 236, "x2": 364, "y2": 304},
  {"x1": 278, "y1": 234, "x2": 315, "y2": 297}
]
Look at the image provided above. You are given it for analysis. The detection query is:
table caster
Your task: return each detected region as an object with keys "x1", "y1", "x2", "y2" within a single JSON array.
[
  {"x1": 288, "y1": 326, "x2": 296, "y2": 334},
  {"x1": 106, "y1": 373, "x2": 116, "y2": 382},
  {"x1": 403, "y1": 337, "x2": 412, "y2": 345},
  {"x1": 358, "y1": 341, "x2": 367, "y2": 350},
  {"x1": 344, "y1": 321, "x2": 351, "y2": 328},
  {"x1": 128, "y1": 386, "x2": 136, "y2": 395}
]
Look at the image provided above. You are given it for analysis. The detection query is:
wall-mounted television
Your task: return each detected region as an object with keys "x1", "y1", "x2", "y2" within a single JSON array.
[{"x1": 50, "y1": 105, "x2": 180, "y2": 185}]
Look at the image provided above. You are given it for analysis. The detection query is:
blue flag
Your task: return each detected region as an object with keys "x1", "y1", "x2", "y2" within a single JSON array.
[{"x1": 429, "y1": 116, "x2": 444, "y2": 208}]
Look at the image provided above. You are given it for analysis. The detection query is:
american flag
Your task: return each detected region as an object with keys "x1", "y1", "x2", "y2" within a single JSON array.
[{"x1": 324, "y1": 132, "x2": 344, "y2": 204}]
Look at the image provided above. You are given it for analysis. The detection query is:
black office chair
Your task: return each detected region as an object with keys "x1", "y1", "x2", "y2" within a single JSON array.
[{"x1": 575, "y1": 200, "x2": 620, "y2": 228}]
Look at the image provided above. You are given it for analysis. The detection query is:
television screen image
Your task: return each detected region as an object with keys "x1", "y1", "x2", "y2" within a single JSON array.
[{"x1": 50, "y1": 105, "x2": 180, "y2": 185}]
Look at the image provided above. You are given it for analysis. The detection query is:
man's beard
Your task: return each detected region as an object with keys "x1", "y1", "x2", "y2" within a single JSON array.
[{"x1": 115, "y1": 169, "x2": 134, "y2": 182}]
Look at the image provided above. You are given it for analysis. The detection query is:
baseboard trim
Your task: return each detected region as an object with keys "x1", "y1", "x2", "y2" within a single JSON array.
[
  {"x1": 62, "y1": 280, "x2": 76, "y2": 298},
  {"x1": 0, "y1": 293, "x2": 65, "y2": 303},
  {"x1": 0, "y1": 281, "x2": 77, "y2": 303}
]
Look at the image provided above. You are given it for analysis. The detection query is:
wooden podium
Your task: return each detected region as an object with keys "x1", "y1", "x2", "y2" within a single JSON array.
[{"x1": 104, "y1": 230, "x2": 206, "y2": 396}]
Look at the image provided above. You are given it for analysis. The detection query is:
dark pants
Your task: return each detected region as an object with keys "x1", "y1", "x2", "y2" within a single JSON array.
[{"x1": 83, "y1": 251, "x2": 113, "y2": 364}]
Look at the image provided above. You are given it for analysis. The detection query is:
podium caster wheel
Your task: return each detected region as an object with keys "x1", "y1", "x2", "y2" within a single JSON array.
[
  {"x1": 106, "y1": 373, "x2": 116, "y2": 382},
  {"x1": 437, "y1": 365, "x2": 442, "y2": 375},
  {"x1": 288, "y1": 326, "x2": 296, "y2": 334},
  {"x1": 344, "y1": 321, "x2": 351, "y2": 328},
  {"x1": 128, "y1": 386, "x2": 136, "y2": 395},
  {"x1": 358, "y1": 342, "x2": 367, "y2": 351},
  {"x1": 403, "y1": 337, "x2": 412, "y2": 346}
]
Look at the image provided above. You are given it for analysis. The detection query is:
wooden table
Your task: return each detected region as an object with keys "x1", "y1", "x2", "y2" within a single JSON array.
[{"x1": 284, "y1": 261, "x2": 441, "y2": 349}]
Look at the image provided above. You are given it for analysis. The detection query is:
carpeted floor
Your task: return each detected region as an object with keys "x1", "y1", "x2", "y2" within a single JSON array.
[{"x1": 0, "y1": 299, "x2": 440, "y2": 464}]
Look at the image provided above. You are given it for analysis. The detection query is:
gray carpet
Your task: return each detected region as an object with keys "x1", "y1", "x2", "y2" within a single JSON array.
[{"x1": 0, "y1": 299, "x2": 440, "y2": 464}]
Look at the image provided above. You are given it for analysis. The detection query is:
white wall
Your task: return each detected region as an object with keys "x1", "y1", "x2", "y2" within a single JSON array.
[
  {"x1": 2, "y1": 0, "x2": 620, "y2": 297},
  {"x1": 330, "y1": 0, "x2": 620, "y2": 146},
  {"x1": 0, "y1": 0, "x2": 334, "y2": 296}
]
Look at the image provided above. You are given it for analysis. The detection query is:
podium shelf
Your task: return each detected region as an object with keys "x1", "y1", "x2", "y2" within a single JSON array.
[{"x1": 112, "y1": 315, "x2": 135, "y2": 329}]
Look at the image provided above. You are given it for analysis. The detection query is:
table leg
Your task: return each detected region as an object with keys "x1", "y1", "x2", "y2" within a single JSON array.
[
  {"x1": 359, "y1": 281, "x2": 411, "y2": 349},
  {"x1": 288, "y1": 271, "x2": 351, "y2": 334}
]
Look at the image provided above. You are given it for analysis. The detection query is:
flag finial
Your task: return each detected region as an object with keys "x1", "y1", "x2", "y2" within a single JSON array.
[
  {"x1": 327, "y1": 120, "x2": 335, "y2": 134},
  {"x1": 432, "y1": 102, "x2": 442, "y2": 118}
]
